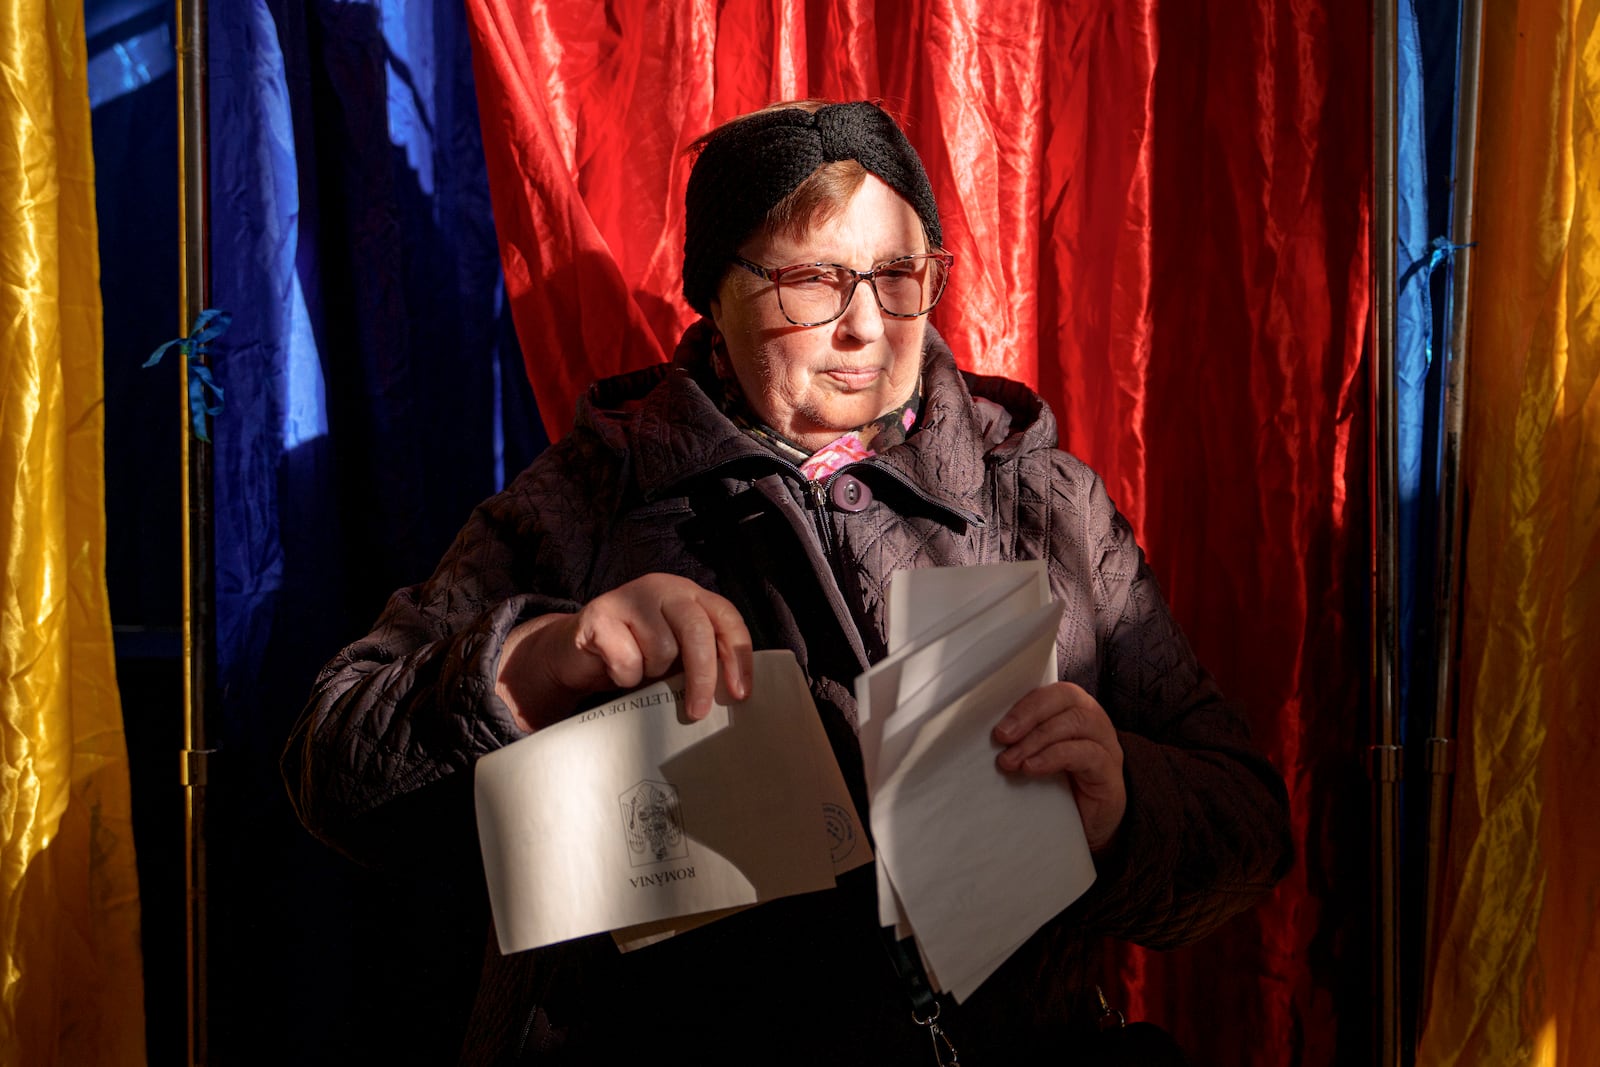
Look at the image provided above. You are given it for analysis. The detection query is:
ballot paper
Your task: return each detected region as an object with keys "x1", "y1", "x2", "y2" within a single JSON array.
[
  {"x1": 856, "y1": 560, "x2": 1097, "y2": 1003},
  {"x1": 475, "y1": 650, "x2": 870, "y2": 955},
  {"x1": 884, "y1": 557, "x2": 1052, "y2": 654},
  {"x1": 609, "y1": 673, "x2": 872, "y2": 953},
  {"x1": 858, "y1": 562, "x2": 1050, "y2": 795}
]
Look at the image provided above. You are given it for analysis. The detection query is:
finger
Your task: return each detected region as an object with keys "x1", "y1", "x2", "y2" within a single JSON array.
[
  {"x1": 992, "y1": 685, "x2": 1090, "y2": 753},
  {"x1": 574, "y1": 613, "x2": 650, "y2": 690},
  {"x1": 627, "y1": 613, "x2": 685, "y2": 679},
  {"x1": 994, "y1": 682, "x2": 1117, "y2": 749},
  {"x1": 1005, "y1": 737, "x2": 1120, "y2": 785},
  {"x1": 703, "y1": 595, "x2": 754, "y2": 701},
  {"x1": 994, "y1": 710, "x2": 1092, "y2": 771},
  {"x1": 992, "y1": 682, "x2": 1087, "y2": 743},
  {"x1": 661, "y1": 598, "x2": 720, "y2": 720}
]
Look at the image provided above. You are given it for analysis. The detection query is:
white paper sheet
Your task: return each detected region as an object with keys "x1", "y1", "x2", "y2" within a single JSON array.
[
  {"x1": 869, "y1": 599, "x2": 1096, "y2": 1002},
  {"x1": 856, "y1": 563, "x2": 1045, "y2": 790},
  {"x1": 885, "y1": 558, "x2": 1049, "y2": 654},
  {"x1": 875, "y1": 594, "x2": 1064, "y2": 796},
  {"x1": 860, "y1": 562, "x2": 1054, "y2": 935},
  {"x1": 475, "y1": 650, "x2": 867, "y2": 954},
  {"x1": 869, "y1": 600, "x2": 1070, "y2": 931}
]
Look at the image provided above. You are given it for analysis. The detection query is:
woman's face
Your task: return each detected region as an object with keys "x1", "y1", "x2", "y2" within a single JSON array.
[{"x1": 709, "y1": 175, "x2": 929, "y2": 452}]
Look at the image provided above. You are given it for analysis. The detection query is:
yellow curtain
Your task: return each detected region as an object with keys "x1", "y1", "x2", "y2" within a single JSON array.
[
  {"x1": 0, "y1": 0, "x2": 148, "y2": 1062},
  {"x1": 1417, "y1": 2, "x2": 1600, "y2": 1066}
]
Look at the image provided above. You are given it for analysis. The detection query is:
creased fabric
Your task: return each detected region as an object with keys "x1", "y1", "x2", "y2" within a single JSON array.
[
  {"x1": 1416, "y1": 3, "x2": 1600, "y2": 1066},
  {"x1": 0, "y1": 0, "x2": 146, "y2": 1060},
  {"x1": 203, "y1": 0, "x2": 535, "y2": 1058},
  {"x1": 463, "y1": 2, "x2": 1370, "y2": 1063},
  {"x1": 1396, "y1": 0, "x2": 1437, "y2": 728}
]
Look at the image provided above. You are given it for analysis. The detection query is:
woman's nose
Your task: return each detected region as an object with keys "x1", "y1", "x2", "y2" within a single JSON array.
[{"x1": 835, "y1": 279, "x2": 887, "y2": 343}]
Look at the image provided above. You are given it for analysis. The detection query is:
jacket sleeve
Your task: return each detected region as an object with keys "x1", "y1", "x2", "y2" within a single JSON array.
[
  {"x1": 1065, "y1": 469, "x2": 1294, "y2": 948},
  {"x1": 280, "y1": 441, "x2": 607, "y2": 867}
]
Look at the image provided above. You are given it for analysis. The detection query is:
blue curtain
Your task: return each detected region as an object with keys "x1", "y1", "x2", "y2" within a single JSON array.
[
  {"x1": 1396, "y1": 0, "x2": 1469, "y2": 736},
  {"x1": 203, "y1": 0, "x2": 539, "y2": 1059},
  {"x1": 1397, "y1": 0, "x2": 1466, "y2": 1043},
  {"x1": 1396, "y1": 0, "x2": 1430, "y2": 728}
]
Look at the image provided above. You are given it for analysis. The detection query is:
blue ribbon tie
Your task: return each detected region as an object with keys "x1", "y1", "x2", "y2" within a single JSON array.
[{"x1": 144, "y1": 308, "x2": 230, "y2": 442}]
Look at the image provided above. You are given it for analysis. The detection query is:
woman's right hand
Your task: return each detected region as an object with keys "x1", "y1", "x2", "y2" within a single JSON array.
[{"x1": 495, "y1": 573, "x2": 753, "y2": 731}]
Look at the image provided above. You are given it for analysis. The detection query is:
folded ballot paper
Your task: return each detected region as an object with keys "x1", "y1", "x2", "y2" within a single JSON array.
[
  {"x1": 856, "y1": 560, "x2": 1097, "y2": 1003},
  {"x1": 474, "y1": 650, "x2": 871, "y2": 956}
]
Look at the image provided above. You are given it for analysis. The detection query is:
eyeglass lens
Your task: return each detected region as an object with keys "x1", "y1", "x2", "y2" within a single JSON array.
[{"x1": 776, "y1": 255, "x2": 949, "y2": 325}]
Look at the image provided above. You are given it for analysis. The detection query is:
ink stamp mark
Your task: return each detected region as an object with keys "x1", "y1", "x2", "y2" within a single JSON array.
[
  {"x1": 620, "y1": 780, "x2": 688, "y2": 866},
  {"x1": 823, "y1": 802, "x2": 856, "y2": 863}
]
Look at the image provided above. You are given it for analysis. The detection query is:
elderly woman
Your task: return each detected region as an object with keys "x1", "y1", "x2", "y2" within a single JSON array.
[{"x1": 284, "y1": 101, "x2": 1291, "y2": 1065}]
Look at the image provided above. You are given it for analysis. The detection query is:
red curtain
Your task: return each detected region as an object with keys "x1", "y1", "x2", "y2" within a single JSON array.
[{"x1": 465, "y1": 2, "x2": 1370, "y2": 1063}]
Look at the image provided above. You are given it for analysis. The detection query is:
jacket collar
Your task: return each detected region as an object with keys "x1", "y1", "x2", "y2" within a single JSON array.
[{"x1": 577, "y1": 322, "x2": 1055, "y2": 521}]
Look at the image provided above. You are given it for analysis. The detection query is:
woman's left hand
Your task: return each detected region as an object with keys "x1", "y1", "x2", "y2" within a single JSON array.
[{"x1": 993, "y1": 682, "x2": 1126, "y2": 852}]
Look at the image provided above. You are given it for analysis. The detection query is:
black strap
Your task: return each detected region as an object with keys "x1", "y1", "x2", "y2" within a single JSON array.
[
  {"x1": 880, "y1": 929, "x2": 941, "y2": 1018},
  {"x1": 880, "y1": 928, "x2": 959, "y2": 1064}
]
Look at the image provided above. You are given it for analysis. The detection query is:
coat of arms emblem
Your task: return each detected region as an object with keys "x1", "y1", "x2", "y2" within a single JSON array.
[{"x1": 620, "y1": 780, "x2": 687, "y2": 865}]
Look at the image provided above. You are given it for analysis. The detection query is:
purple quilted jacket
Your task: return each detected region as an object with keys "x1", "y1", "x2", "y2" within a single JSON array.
[{"x1": 283, "y1": 325, "x2": 1291, "y2": 1065}]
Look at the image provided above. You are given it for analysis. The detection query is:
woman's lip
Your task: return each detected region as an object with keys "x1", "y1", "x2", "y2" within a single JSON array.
[{"x1": 822, "y1": 368, "x2": 882, "y2": 388}]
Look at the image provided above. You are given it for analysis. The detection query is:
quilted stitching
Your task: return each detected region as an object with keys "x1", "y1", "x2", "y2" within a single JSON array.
[{"x1": 282, "y1": 322, "x2": 1291, "y2": 999}]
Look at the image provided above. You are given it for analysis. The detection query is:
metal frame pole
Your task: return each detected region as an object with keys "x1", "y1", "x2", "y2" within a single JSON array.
[
  {"x1": 175, "y1": 0, "x2": 214, "y2": 1061},
  {"x1": 1370, "y1": 0, "x2": 1404, "y2": 1063},
  {"x1": 1420, "y1": 0, "x2": 1485, "y2": 1034}
]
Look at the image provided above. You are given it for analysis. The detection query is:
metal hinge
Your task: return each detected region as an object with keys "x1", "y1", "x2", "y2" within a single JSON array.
[
  {"x1": 179, "y1": 748, "x2": 217, "y2": 787},
  {"x1": 1366, "y1": 744, "x2": 1404, "y2": 782}
]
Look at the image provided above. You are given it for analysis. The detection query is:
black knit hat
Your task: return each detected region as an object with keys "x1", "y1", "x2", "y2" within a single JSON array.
[{"x1": 682, "y1": 101, "x2": 943, "y2": 316}]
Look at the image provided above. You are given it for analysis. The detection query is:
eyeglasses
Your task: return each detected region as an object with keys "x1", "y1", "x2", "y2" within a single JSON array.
[{"x1": 731, "y1": 251, "x2": 954, "y2": 328}]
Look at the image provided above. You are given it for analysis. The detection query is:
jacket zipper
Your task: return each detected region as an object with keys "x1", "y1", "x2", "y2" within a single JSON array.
[
  {"x1": 867, "y1": 462, "x2": 986, "y2": 528},
  {"x1": 760, "y1": 456, "x2": 836, "y2": 560},
  {"x1": 805, "y1": 476, "x2": 836, "y2": 558},
  {"x1": 516, "y1": 1003, "x2": 540, "y2": 1059},
  {"x1": 797, "y1": 471, "x2": 877, "y2": 668}
]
